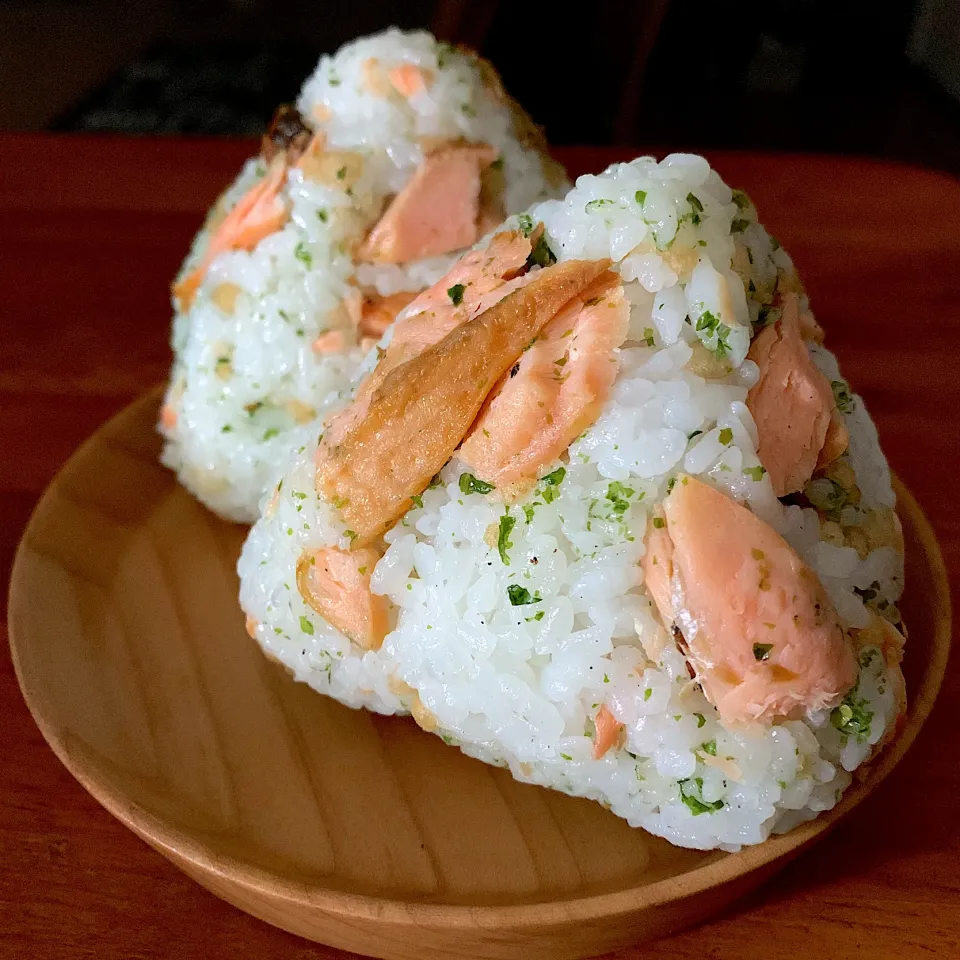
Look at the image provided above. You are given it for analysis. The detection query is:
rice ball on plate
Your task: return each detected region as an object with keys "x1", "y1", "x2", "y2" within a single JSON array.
[
  {"x1": 238, "y1": 154, "x2": 906, "y2": 851},
  {"x1": 159, "y1": 27, "x2": 566, "y2": 522}
]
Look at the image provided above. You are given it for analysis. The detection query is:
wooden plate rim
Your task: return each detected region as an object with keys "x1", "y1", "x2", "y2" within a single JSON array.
[{"x1": 7, "y1": 389, "x2": 953, "y2": 930}]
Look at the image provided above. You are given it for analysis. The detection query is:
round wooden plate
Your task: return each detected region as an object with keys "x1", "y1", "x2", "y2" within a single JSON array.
[{"x1": 8, "y1": 388, "x2": 951, "y2": 960}]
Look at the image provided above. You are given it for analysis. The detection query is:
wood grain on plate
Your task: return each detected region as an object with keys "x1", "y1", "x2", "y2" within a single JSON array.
[{"x1": 1, "y1": 135, "x2": 958, "y2": 959}]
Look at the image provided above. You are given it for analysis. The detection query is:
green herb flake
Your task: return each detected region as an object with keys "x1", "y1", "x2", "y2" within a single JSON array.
[
  {"x1": 447, "y1": 283, "x2": 466, "y2": 306},
  {"x1": 605, "y1": 480, "x2": 634, "y2": 516},
  {"x1": 335, "y1": 165, "x2": 347, "y2": 181},
  {"x1": 516, "y1": 213, "x2": 535, "y2": 236},
  {"x1": 679, "y1": 777, "x2": 724, "y2": 815},
  {"x1": 316, "y1": 208, "x2": 328, "y2": 223},
  {"x1": 694, "y1": 712, "x2": 706, "y2": 728},
  {"x1": 459, "y1": 472, "x2": 495, "y2": 495},
  {"x1": 687, "y1": 192, "x2": 704, "y2": 214},
  {"x1": 695, "y1": 310, "x2": 731, "y2": 358},
  {"x1": 527, "y1": 233, "x2": 557, "y2": 269},
  {"x1": 642, "y1": 326, "x2": 655, "y2": 347},
  {"x1": 652, "y1": 516, "x2": 665, "y2": 529},
  {"x1": 585, "y1": 198, "x2": 614, "y2": 212},
  {"x1": 542, "y1": 466, "x2": 566, "y2": 486},
  {"x1": 644, "y1": 687, "x2": 653, "y2": 701},
  {"x1": 831, "y1": 380, "x2": 854, "y2": 414},
  {"x1": 830, "y1": 691, "x2": 874, "y2": 742},
  {"x1": 299, "y1": 615, "x2": 314, "y2": 635},
  {"x1": 730, "y1": 218, "x2": 750, "y2": 233},
  {"x1": 743, "y1": 465, "x2": 766, "y2": 481},
  {"x1": 700, "y1": 739, "x2": 717, "y2": 756},
  {"x1": 526, "y1": 610, "x2": 546, "y2": 622},
  {"x1": 718, "y1": 427, "x2": 734, "y2": 445},
  {"x1": 294, "y1": 242, "x2": 313, "y2": 268},
  {"x1": 732, "y1": 190, "x2": 751, "y2": 211},
  {"x1": 635, "y1": 189, "x2": 647, "y2": 205},
  {"x1": 221, "y1": 424, "x2": 233, "y2": 433},
  {"x1": 523, "y1": 503, "x2": 538, "y2": 524},
  {"x1": 560, "y1": 753, "x2": 573, "y2": 761},
  {"x1": 507, "y1": 583, "x2": 541, "y2": 606},
  {"x1": 753, "y1": 642, "x2": 773, "y2": 661},
  {"x1": 344, "y1": 529, "x2": 358, "y2": 543},
  {"x1": 410, "y1": 494, "x2": 423, "y2": 509},
  {"x1": 262, "y1": 428, "x2": 279, "y2": 441},
  {"x1": 498, "y1": 512, "x2": 516, "y2": 565}
]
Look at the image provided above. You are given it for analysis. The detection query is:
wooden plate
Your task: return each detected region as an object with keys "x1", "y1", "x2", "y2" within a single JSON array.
[{"x1": 8, "y1": 388, "x2": 951, "y2": 960}]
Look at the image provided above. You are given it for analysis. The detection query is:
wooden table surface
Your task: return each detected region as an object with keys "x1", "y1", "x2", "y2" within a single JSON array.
[{"x1": 1, "y1": 135, "x2": 957, "y2": 958}]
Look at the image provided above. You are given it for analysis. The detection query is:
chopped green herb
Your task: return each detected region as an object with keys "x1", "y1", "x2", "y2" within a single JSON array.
[
  {"x1": 527, "y1": 232, "x2": 556, "y2": 269},
  {"x1": 731, "y1": 190, "x2": 751, "y2": 211},
  {"x1": 695, "y1": 310, "x2": 731, "y2": 358},
  {"x1": 679, "y1": 777, "x2": 724, "y2": 815},
  {"x1": 498, "y1": 512, "x2": 516, "y2": 565},
  {"x1": 687, "y1": 192, "x2": 704, "y2": 214},
  {"x1": 516, "y1": 213, "x2": 535, "y2": 236},
  {"x1": 410, "y1": 494, "x2": 423, "y2": 509},
  {"x1": 428, "y1": 473, "x2": 444, "y2": 488},
  {"x1": 830, "y1": 690, "x2": 874, "y2": 742},
  {"x1": 652, "y1": 516, "x2": 665, "y2": 529},
  {"x1": 344, "y1": 529, "x2": 358, "y2": 543},
  {"x1": 753, "y1": 642, "x2": 773, "y2": 661},
  {"x1": 805, "y1": 477, "x2": 848, "y2": 516},
  {"x1": 730, "y1": 218, "x2": 750, "y2": 234},
  {"x1": 585, "y1": 198, "x2": 614, "y2": 212},
  {"x1": 459, "y1": 472, "x2": 495, "y2": 495},
  {"x1": 560, "y1": 753, "x2": 573, "y2": 761},
  {"x1": 831, "y1": 380, "x2": 854, "y2": 414},
  {"x1": 536, "y1": 466, "x2": 566, "y2": 504},
  {"x1": 316, "y1": 208, "x2": 328, "y2": 223},
  {"x1": 221, "y1": 424, "x2": 233, "y2": 433},
  {"x1": 743, "y1": 465, "x2": 766, "y2": 481},
  {"x1": 642, "y1": 326, "x2": 655, "y2": 347},
  {"x1": 694, "y1": 712, "x2": 706, "y2": 728},
  {"x1": 635, "y1": 189, "x2": 647, "y2": 205},
  {"x1": 606, "y1": 480, "x2": 634, "y2": 516},
  {"x1": 294, "y1": 242, "x2": 312, "y2": 268},
  {"x1": 335, "y1": 165, "x2": 346, "y2": 180},
  {"x1": 718, "y1": 427, "x2": 733, "y2": 445},
  {"x1": 299, "y1": 616, "x2": 314, "y2": 635},
  {"x1": 526, "y1": 610, "x2": 546, "y2": 622},
  {"x1": 490, "y1": 156, "x2": 504, "y2": 170},
  {"x1": 507, "y1": 583, "x2": 541, "y2": 606},
  {"x1": 523, "y1": 503, "x2": 538, "y2": 524},
  {"x1": 644, "y1": 687, "x2": 653, "y2": 701},
  {"x1": 447, "y1": 283, "x2": 466, "y2": 306},
  {"x1": 262, "y1": 428, "x2": 279, "y2": 441},
  {"x1": 700, "y1": 739, "x2": 717, "y2": 756}
]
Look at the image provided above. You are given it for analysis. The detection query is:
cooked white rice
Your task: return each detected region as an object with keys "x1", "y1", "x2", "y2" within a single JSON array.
[
  {"x1": 160, "y1": 28, "x2": 565, "y2": 522},
  {"x1": 238, "y1": 154, "x2": 905, "y2": 850}
]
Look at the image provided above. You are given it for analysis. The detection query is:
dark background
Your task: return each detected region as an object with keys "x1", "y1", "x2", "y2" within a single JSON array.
[{"x1": 3, "y1": 0, "x2": 960, "y2": 171}]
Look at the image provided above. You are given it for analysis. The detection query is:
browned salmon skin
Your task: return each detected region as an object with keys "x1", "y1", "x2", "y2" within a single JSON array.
[
  {"x1": 320, "y1": 229, "x2": 533, "y2": 453},
  {"x1": 642, "y1": 474, "x2": 856, "y2": 725},
  {"x1": 316, "y1": 258, "x2": 611, "y2": 545}
]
